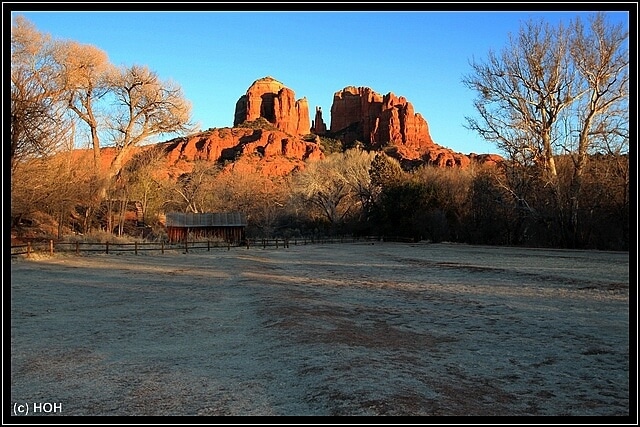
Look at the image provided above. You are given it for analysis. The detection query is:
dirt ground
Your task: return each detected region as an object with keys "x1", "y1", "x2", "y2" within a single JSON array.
[{"x1": 9, "y1": 241, "x2": 630, "y2": 419}]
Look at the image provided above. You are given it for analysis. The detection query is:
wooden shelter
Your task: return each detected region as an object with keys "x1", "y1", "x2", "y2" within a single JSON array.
[{"x1": 165, "y1": 212, "x2": 247, "y2": 244}]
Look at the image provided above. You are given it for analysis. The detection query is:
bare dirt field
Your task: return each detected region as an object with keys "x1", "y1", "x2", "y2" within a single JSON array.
[{"x1": 9, "y1": 241, "x2": 630, "y2": 419}]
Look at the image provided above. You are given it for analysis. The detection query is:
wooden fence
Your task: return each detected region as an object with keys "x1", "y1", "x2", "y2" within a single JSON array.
[{"x1": 10, "y1": 235, "x2": 405, "y2": 258}]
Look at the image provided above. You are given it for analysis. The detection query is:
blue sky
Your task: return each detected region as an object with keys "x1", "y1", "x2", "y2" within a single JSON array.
[{"x1": 11, "y1": 6, "x2": 630, "y2": 155}]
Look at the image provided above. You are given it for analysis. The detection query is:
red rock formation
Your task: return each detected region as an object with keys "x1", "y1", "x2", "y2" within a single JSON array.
[
  {"x1": 234, "y1": 76, "x2": 310, "y2": 136},
  {"x1": 469, "y1": 153, "x2": 504, "y2": 167},
  {"x1": 312, "y1": 106, "x2": 327, "y2": 134},
  {"x1": 376, "y1": 94, "x2": 434, "y2": 149},
  {"x1": 329, "y1": 86, "x2": 503, "y2": 169},
  {"x1": 156, "y1": 127, "x2": 322, "y2": 178},
  {"x1": 330, "y1": 87, "x2": 435, "y2": 153},
  {"x1": 420, "y1": 147, "x2": 471, "y2": 168},
  {"x1": 96, "y1": 80, "x2": 501, "y2": 180},
  {"x1": 330, "y1": 86, "x2": 383, "y2": 144}
]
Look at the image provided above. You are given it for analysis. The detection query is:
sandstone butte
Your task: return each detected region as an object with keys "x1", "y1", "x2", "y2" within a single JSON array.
[
  {"x1": 327, "y1": 85, "x2": 502, "y2": 169},
  {"x1": 90, "y1": 76, "x2": 502, "y2": 179}
]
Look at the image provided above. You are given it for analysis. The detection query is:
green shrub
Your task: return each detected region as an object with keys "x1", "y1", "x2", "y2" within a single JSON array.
[
  {"x1": 319, "y1": 136, "x2": 343, "y2": 154},
  {"x1": 235, "y1": 117, "x2": 278, "y2": 131}
]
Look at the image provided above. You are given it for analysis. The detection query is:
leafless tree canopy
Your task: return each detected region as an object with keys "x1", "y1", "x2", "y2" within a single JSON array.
[
  {"x1": 10, "y1": 16, "x2": 70, "y2": 172},
  {"x1": 292, "y1": 150, "x2": 377, "y2": 226},
  {"x1": 462, "y1": 12, "x2": 629, "y2": 246},
  {"x1": 463, "y1": 13, "x2": 628, "y2": 176},
  {"x1": 54, "y1": 40, "x2": 113, "y2": 168},
  {"x1": 106, "y1": 65, "x2": 193, "y2": 180}
]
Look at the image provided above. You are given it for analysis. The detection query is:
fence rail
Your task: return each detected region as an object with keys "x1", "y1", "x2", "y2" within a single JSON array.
[{"x1": 10, "y1": 235, "x2": 413, "y2": 258}]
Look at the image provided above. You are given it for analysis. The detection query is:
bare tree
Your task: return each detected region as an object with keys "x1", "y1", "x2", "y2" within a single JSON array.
[
  {"x1": 53, "y1": 39, "x2": 114, "y2": 169},
  {"x1": 120, "y1": 145, "x2": 168, "y2": 225},
  {"x1": 463, "y1": 12, "x2": 628, "y2": 246},
  {"x1": 208, "y1": 168, "x2": 287, "y2": 236},
  {"x1": 463, "y1": 17, "x2": 575, "y2": 182},
  {"x1": 161, "y1": 161, "x2": 223, "y2": 214},
  {"x1": 106, "y1": 65, "x2": 193, "y2": 182},
  {"x1": 11, "y1": 16, "x2": 195, "y2": 238},
  {"x1": 11, "y1": 135, "x2": 95, "y2": 237},
  {"x1": 292, "y1": 149, "x2": 376, "y2": 227},
  {"x1": 10, "y1": 15, "x2": 70, "y2": 174},
  {"x1": 564, "y1": 13, "x2": 629, "y2": 242}
]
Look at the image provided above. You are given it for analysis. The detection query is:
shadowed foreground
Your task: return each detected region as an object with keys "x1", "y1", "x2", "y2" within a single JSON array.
[{"x1": 10, "y1": 242, "x2": 629, "y2": 417}]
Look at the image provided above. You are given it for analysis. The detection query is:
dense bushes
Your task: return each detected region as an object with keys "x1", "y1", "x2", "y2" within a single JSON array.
[
  {"x1": 284, "y1": 150, "x2": 628, "y2": 249},
  {"x1": 11, "y1": 147, "x2": 629, "y2": 250}
]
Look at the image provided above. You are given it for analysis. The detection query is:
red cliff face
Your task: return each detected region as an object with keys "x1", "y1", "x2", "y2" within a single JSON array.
[
  {"x1": 376, "y1": 94, "x2": 434, "y2": 149},
  {"x1": 328, "y1": 86, "x2": 495, "y2": 168},
  {"x1": 330, "y1": 87, "x2": 436, "y2": 152},
  {"x1": 330, "y1": 86, "x2": 383, "y2": 144},
  {"x1": 234, "y1": 76, "x2": 310, "y2": 136},
  {"x1": 159, "y1": 127, "x2": 323, "y2": 178}
]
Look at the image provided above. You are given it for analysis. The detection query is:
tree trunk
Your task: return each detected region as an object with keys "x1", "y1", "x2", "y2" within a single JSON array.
[
  {"x1": 57, "y1": 203, "x2": 65, "y2": 240},
  {"x1": 91, "y1": 124, "x2": 101, "y2": 170},
  {"x1": 106, "y1": 199, "x2": 113, "y2": 234},
  {"x1": 118, "y1": 198, "x2": 127, "y2": 236}
]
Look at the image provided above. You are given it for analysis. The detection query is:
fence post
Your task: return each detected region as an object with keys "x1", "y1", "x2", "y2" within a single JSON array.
[
  {"x1": 227, "y1": 241, "x2": 230, "y2": 251},
  {"x1": 207, "y1": 240, "x2": 210, "y2": 251},
  {"x1": 161, "y1": 241, "x2": 164, "y2": 254},
  {"x1": 246, "y1": 239, "x2": 250, "y2": 249},
  {"x1": 76, "y1": 241, "x2": 79, "y2": 255},
  {"x1": 50, "y1": 239, "x2": 54, "y2": 256},
  {"x1": 276, "y1": 238, "x2": 279, "y2": 249},
  {"x1": 106, "y1": 241, "x2": 109, "y2": 255},
  {"x1": 27, "y1": 242, "x2": 31, "y2": 258},
  {"x1": 135, "y1": 241, "x2": 138, "y2": 255},
  {"x1": 185, "y1": 238, "x2": 188, "y2": 253}
]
